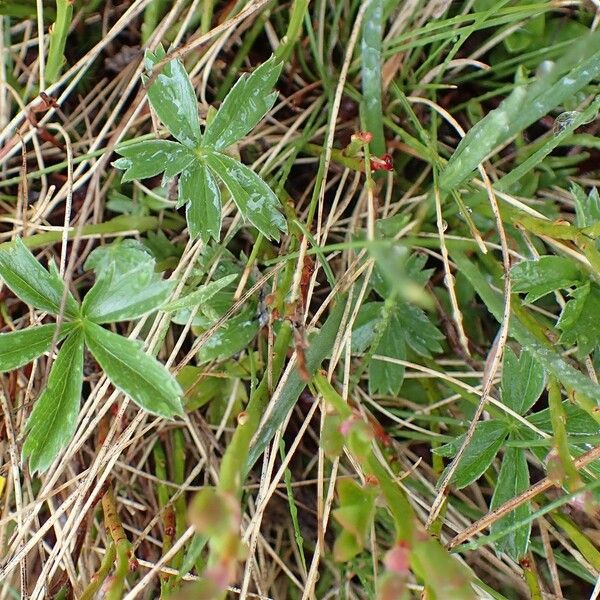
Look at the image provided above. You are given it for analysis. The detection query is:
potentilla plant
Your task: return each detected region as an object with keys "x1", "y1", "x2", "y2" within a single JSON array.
[
  {"x1": 113, "y1": 47, "x2": 287, "y2": 242},
  {"x1": 0, "y1": 239, "x2": 183, "y2": 473}
]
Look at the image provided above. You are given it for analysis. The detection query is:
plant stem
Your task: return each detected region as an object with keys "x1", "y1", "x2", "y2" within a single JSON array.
[
  {"x1": 80, "y1": 543, "x2": 116, "y2": 600},
  {"x1": 46, "y1": 0, "x2": 74, "y2": 83},
  {"x1": 153, "y1": 440, "x2": 174, "y2": 597},
  {"x1": 102, "y1": 487, "x2": 134, "y2": 600}
]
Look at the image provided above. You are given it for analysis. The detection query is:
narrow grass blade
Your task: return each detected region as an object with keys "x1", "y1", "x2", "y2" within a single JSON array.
[
  {"x1": 361, "y1": 0, "x2": 385, "y2": 155},
  {"x1": 440, "y1": 32, "x2": 600, "y2": 191},
  {"x1": 45, "y1": 0, "x2": 73, "y2": 83}
]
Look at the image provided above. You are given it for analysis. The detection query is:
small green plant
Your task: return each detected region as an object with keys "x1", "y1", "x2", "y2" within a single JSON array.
[
  {"x1": 316, "y1": 373, "x2": 477, "y2": 599},
  {"x1": 113, "y1": 47, "x2": 287, "y2": 243},
  {"x1": 169, "y1": 245, "x2": 260, "y2": 364},
  {"x1": 352, "y1": 252, "x2": 444, "y2": 395},
  {"x1": 435, "y1": 347, "x2": 546, "y2": 560},
  {"x1": 0, "y1": 239, "x2": 183, "y2": 473}
]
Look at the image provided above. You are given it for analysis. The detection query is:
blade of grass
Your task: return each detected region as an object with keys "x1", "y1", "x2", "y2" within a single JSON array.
[{"x1": 361, "y1": 0, "x2": 385, "y2": 155}]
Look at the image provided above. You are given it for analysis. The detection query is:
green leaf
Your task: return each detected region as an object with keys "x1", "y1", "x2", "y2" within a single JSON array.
[
  {"x1": 82, "y1": 262, "x2": 173, "y2": 324},
  {"x1": 556, "y1": 282, "x2": 589, "y2": 331},
  {"x1": 396, "y1": 303, "x2": 444, "y2": 357},
  {"x1": 511, "y1": 256, "x2": 582, "y2": 302},
  {"x1": 0, "y1": 238, "x2": 78, "y2": 317},
  {"x1": 354, "y1": 300, "x2": 443, "y2": 395},
  {"x1": 372, "y1": 251, "x2": 434, "y2": 299},
  {"x1": 351, "y1": 302, "x2": 382, "y2": 353},
  {"x1": 196, "y1": 309, "x2": 259, "y2": 364},
  {"x1": 501, "y1": 347, "x2": 545, "y2": 415},
  {"x1": 370, "y1": 313, "x2": 406, "y2": 396},
  {"x1": 0, "y1": 324, "x2": 58, "y2": 372},
  {"x1": 22, "y1": 329, "x2": 85, "y2": 473},
  {"x1": 440, "y1": 32, "x2": 600, "y2": 191},
  {"x1": 503, "y1": 12, "x2": 545, "y2": 54},
  {"x1": 113, "y1": 140, "x2": 195, "y2": 183},
  {"x1": 82, "y1": 243, "x2": 173, "y2": 324},
  {"x1": 205, "y1": 152, "x2": 287, "y2": 240},
  {"x1": 490, "y1": 447, "x2": 531, "y2": 561},
  {"x1": 436, "y1": 420, "x2": 508, "y2": 489},
  {"x1": 557, "y1": 283, "x2": 600, "y2": 358},
  {"x1": 411, "y1": 539, "x2": 477, "y2": 600},
  {"x1": 451, "y1": 249, "x2": 600, "y2": 406},
  {"x1": 573, "y1": 184, "x2": 600, "y2": 228},
  {"x1": 204, "y1": 57, "x2": 282, "y2": 151},
  {"x1": 84, "y1": 321, "x2": 183, "y2": 418},
  {"x1": 360, "y1": 0, "x2": 385, "y2": 156},
  {"x1": 178, "y1": 163, "x2": 222, "y2": 242},
  {"x1": 333, "y1": 529, "x2": 363, "y2": 563},
  {"x1": 84, "y1": 239, "x2": 155, "y2": 276},
  {"x1": 332, "y1": 479, "x2": 377, "y2": 561},
  {"x1": 144, "y1": 46, "x2": 202, "y2": 147},
  {"x1": 162, "y1": 274, "x2": 237, "y2": 312},
  {"x1": 528, "y1": 400, "x2": 600, "y2": 438},
  {"x1": 177, "y1": 366, "x2": 223, "y2": 412}
]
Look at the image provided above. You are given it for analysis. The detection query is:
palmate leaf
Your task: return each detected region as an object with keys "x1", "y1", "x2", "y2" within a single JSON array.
[
  {"x1": 178, "y1": 163, "x2": 222, "y2": 242},
  {"x1": 0, "y1": 238, "x2": 186, "y2": 473},
  {"x1": 451, "y1": 248, "x2": 600, "y2": 406},
  {"x1": 116, "y1": 52, "x2": 286, "y2": 244},
  {"x1": 144, "y1": 46, "x2": 202, "y2": 147},
  {"x1": 204, "y1": 57, "x2": 282, "y2": 151},
  {"x1": 84, "y1": 321, "x2": 183, "y2": 418},
  {"x1": 352, "y1": 300, "x2": 443, "y2": 395},
  {"x1": 205, "y1": 152, "x2": 287, "y2": 240},
  {"x1": 0, "y1": 238, "x2": 78, "y2": 317},
  {"x1": 22, "y1": 329, "x2": 85, "y2": 474},
  {"x1": 113, "y1": 140, "x2": 195, "y2": 183}
]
